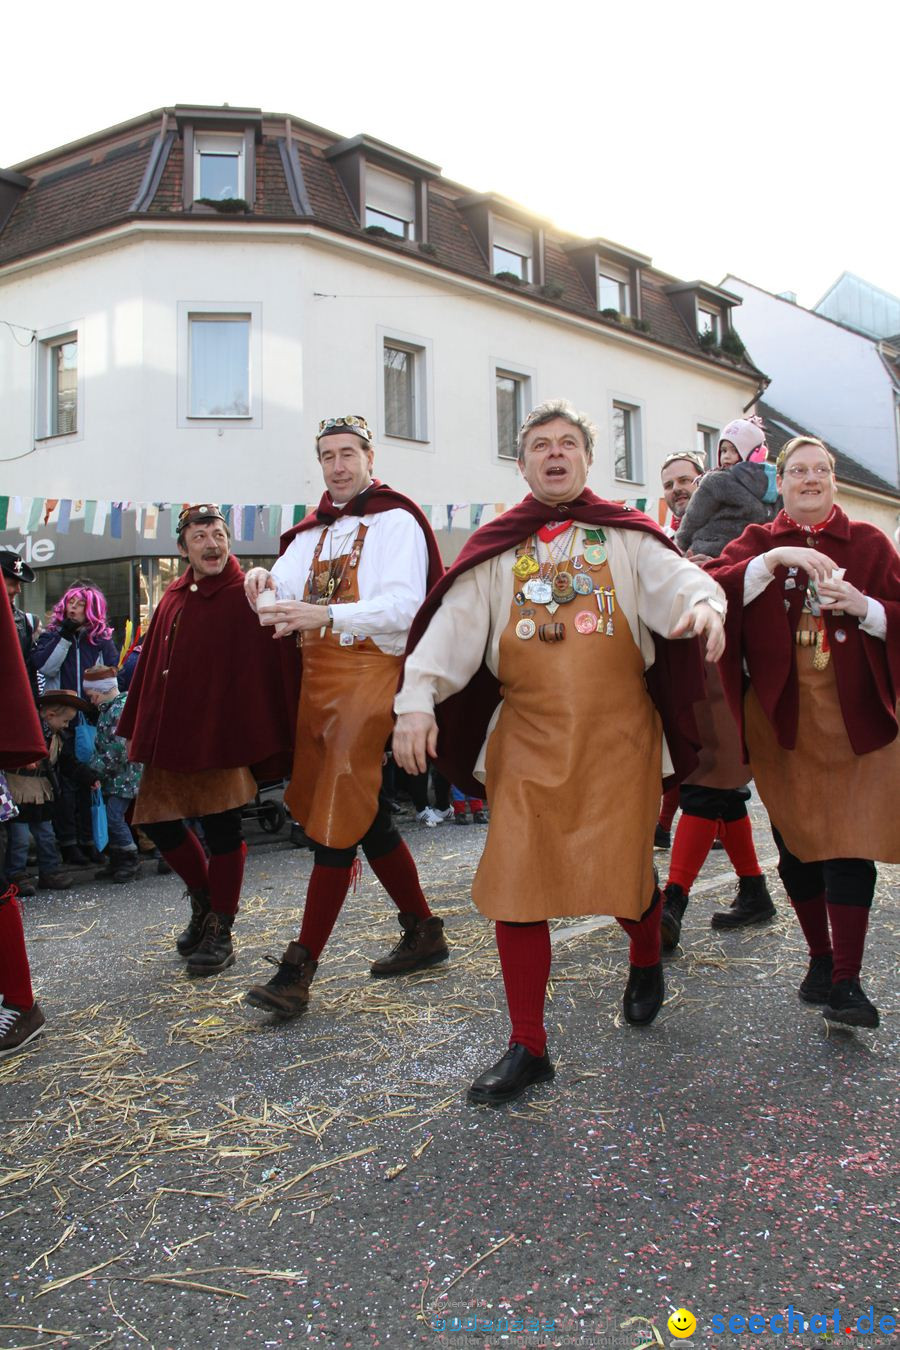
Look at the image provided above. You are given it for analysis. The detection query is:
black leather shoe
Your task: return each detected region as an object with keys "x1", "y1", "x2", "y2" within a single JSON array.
[
  {"x1": 710, "y1": 874, "x2": 776, "y2": 929},
  {"x1": 798, "y1": 953, "x2": 833, "y2": 1005},
  {"x1": 623, "y1": 962, "x2": 664, "y2": 1025},
  {"x1": 653, "y1": 824, "x2": 671, "y2": 849},
  {"x1": 467, "y1": 1043, "x2": 554, "y2": 1106},
  {"x1": 822, "y1": 978, "x2": 879, "y2": 1028},
  {"x1": 660, "y1": 883, "x2": 688, "y2": 953}
]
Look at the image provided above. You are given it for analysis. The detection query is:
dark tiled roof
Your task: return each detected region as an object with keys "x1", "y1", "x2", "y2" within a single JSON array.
[
  {"x1": 758, "y1": 401, "x2": 900, "y2": 499},
  {"x1": 0, "y1": 108, "x2": 763, "y2": 378},
  {"x1": 0, "y1": 134, "x2": 155, "y2": 262}
]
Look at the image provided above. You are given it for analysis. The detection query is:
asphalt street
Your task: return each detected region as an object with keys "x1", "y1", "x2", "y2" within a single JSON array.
[{"x1": 1, "y1": 798, "x2": 897, "y2": 1350}]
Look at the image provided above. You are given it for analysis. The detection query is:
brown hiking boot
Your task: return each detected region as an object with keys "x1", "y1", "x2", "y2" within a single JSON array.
[
  {"x1": 245, "y1": 942, "x2": 318, "y2": 1017},
  {"x1": 370, "y1": 913, "x2": 449, "y2": 978},
  {"x1": 176, "y1": 887, "x2": 212, "y2": 957},
  {"x1": 0, "y1": 1000, "x2": 46, "y2": 1058},
  {"x1": 185, "y1": 912, "x2": 235, "y2": 976}
]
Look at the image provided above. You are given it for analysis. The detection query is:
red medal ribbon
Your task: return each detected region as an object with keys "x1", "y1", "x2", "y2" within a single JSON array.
[{"x1": 537, "y1": 521, "x2": 572, "y2": 544}]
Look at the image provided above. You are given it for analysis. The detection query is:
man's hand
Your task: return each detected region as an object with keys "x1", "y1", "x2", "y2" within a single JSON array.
[
  {"x1": 258, "y1": 600, "x2": 330, "y2": 635},
  {"x1": 816, "y1": 575, "x2": 868, "y2": 618},
  {"x1": 671, "y1": 601, "x2": 725, "y2": 663},
  {"x1": 393, "y1": 712, "x2": 438, "y2": 775},
  {"x1": 244, "y1": 567, "x2": 276, "y2": 608},
  {"x1": 763, "y1": 546, "x2": 836, "y2": 583},
  {"x1": 686, "y1": 548, "x2": 714, "y2": 568}
]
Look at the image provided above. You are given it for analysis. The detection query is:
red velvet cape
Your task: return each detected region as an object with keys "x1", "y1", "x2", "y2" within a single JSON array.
[
  {"x1": 401, "y1": 489, "x2": 707, "y2": 796},
  {"x1": 277, "y1": 480, "x2": 445, "y2": 713},
  {"x1": 708, "y1": 507, "x2": 900, "y2": 754},
  {"x1": 117, "y1": 555, "x2": 294, "y2": 777},
  {"x1": 1, "y1": 589, "x2": 45, "y2": 768}
]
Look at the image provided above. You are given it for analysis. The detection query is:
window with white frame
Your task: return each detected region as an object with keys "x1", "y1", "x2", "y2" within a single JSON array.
[
  {"x1": 365, "y1": 166, "x2": 416, "y2": 238},
  {"x1": 597, "y1": 264, "x2": 631, "y2": 315},
  {"x1": 194, "y1": 133, "x2": 244, "y2": 201},
  {"x1": 495, "y1": 368, "x2": 532, "y2": 460},
  {"x1": 697, "y1": 424, "x2": 718, "y2": 467},
  {"x1": 189, "y1": 315, "x2": 251, "y2": 417},
  {"x1": 36, "y1": 331, "x2": 79, "y2": 439},
  {"x1": 612, "y1": 401, "x2": 642, "y2": 481},
  {"x1": 697, "y1": 305, "x2": 721, "y2": 342},
  {"x1": 383, "y1": 339, "x2": 427, "y2": 439},
  {"x1": 492, "y1": 218, "x2": 533, "y2": 281}
]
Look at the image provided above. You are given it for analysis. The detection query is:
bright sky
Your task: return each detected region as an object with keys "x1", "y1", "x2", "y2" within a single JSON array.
[{"x1": 4, "y1": 0, "x2": 897, "y2": 310}]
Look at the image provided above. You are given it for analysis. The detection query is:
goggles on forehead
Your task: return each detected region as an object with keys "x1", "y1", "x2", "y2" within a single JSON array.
[
  {"x1": 317, "y1": 415, "x2": 373, "y2": 443},
  {"x1": 176, "y1": 503, "x2": 227, "y2": 535}
]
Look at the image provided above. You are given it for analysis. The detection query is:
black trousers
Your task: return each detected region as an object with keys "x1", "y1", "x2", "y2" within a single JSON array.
[
  {"x1": 313, "y1": 790, "x2": 400, "y2": 868},
  {"x1": 679, "y1": 784, "x2": 750, "y2": 822},
  {"x1": 771, "y1": 827, "x2": 875, "y2": 909},
  {"x1": 143, "y1": 809, "x2": 244, "y2": 857}
]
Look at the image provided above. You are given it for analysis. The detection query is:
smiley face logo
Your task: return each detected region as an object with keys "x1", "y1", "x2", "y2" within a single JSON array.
[{"x1": 667, "y1": 1307, "x2": 697, "y2": 1339}]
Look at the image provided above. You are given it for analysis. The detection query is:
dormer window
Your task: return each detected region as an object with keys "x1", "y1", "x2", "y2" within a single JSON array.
[
  {"x1": 597, "y1": 263, "x2": 632, "y2": 316},
  {"x1": 195, "y1": 133, "x2": 244, "y2": 201},
  {"x1": 365, "y1": 166, "x2": 416, "y2": 239},
  {"x1": 697, "y1": 305, "x2": 721, "y2": 342},
  {"x1": 492, "y1": 218, "x2": 533, "y2": 281}
]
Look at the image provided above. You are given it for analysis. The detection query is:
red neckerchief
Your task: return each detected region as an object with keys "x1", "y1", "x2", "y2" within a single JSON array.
[
  {"x1": 782, "y1": 504, "x2": 837, "y2": 536},
  {"x1": 537, "y1": 520, "x2": 573, "y2": 544}
]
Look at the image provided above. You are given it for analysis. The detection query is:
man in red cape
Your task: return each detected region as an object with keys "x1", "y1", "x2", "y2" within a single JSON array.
[
  {"x1": 0, "y1": 586, "x2": 49, "y2": 1056},
  {"x1": 708, "y1": 434, "x2": 900, "y2": 1028},
  {"x1": 243, "y1": 415, "x2": 446, "y2": 1020},
  {"x1": 394, "y1": 399, "x2": 726, "y2": 1105},
  {"x1": 118, "y1": 505, "x2": 294, "y2": 976}
]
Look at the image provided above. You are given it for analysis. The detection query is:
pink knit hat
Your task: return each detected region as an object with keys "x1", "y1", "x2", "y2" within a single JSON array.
[{"x1": 717, "y1": 415, "x2": 768, "y2": 466}]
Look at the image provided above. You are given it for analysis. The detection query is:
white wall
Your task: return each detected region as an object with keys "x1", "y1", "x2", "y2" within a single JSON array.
[
  {"x1": 726, "y1": 277, "x2": 900, "y2": 487},
  {"x1": 0, "y1": 230, "x2": 758, "y2": 508}
]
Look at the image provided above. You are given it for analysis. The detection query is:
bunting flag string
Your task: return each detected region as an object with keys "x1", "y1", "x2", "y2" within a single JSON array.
[{"x1": 0, "y1": 494, "x2": 665, "y2": 543}]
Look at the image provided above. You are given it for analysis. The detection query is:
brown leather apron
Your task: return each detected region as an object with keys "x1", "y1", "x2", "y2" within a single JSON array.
[
  {"x1": 285, "y1": 524, "x2": 402, "y2": 850},
  {"x1": 472, "y1": 548, "x2": 662, "y2": 922},
  {"x1": 745, "y1": 613, "x2": 900, "y2": 863}
]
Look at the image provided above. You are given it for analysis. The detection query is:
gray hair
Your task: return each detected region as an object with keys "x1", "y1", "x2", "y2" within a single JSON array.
[{"x1": 516, "y1": 398, "x2": 597, "y2": 462}]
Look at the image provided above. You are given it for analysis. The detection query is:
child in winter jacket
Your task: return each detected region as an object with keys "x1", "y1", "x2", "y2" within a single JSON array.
[
  {"x1": 84, "y1": 665, "x2": 143, "y2": 884},
  {"x1": 676, "y1": 416, "x2": 776, "y2": 561}
]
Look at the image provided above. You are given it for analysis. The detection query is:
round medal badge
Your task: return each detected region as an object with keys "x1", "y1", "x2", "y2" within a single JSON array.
[
  {"x1": 529, "y1": 580, "x2": 553, "y2": 604},
  {"x1": 573, "y1": 573, "x2": 593, "y2": 595},
  {"x1": 583, "y1": 543, "x2": 607, "y2": 567},
  {"x1": 515, "y1": 618, "x2": 536, "y2": 640},
  {"x1": 551, "y1": 574, "x2": 576, "y2": 604},
  {"x1": 574, "y1": 610, "x2": 598, "y2": 634}
]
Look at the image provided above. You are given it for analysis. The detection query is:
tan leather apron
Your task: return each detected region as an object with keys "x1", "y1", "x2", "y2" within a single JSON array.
[
  {"x1": 285, "y1": 524, "x2": 402, "y2": 850},
  {"x1": 472, "y1": 547, "x2": 662, "y2": 922},
  {"x1": 745, "y1": 613, "x2": 900, "y2": 863}
]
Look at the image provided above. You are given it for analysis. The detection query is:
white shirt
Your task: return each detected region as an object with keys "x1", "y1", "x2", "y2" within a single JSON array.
[
  {"x1": 743, "y1": 555, "x2": 887, "y2": 639},
  {"x1": 271, "y1": 507, "x2": 429, "y2": 655}
]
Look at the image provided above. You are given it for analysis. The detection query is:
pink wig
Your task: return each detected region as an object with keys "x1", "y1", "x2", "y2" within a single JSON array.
[{"x1": 51, "y1": 587, "x2": 114, "y2": 643}]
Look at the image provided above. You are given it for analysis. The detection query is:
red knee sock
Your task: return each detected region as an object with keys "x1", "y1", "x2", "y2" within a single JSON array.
[
  {"x1": 0, "y1": 890, "x2": 34, "y2": 1008},
  {"x1": 617, "y1": 892, "x2": 662, "y2": 967},
  {"x1": 469, "y1": 798, "x2": 484, "y2": 813},
  {"x1": 298, "y1": 862, "x2": 355, "y2": 959},
  {"x1": 719, "y1": 814, "x2": 762, "y2": 877},
  {"x1": 827, "y1": 904, "x2": 870, "y2": 983},
  {"x1": 790, "y1": 891, "x2": 831, "y2": 958},
  {"x1": 658, "y1": 785, "x2": 679, "y2": 832},
  {"x1": 160, "y1": 831, "x2": 210, "y2": 893},
  {"x1": 207, "y1": 841, "x2": 247, "y2": 917},
  {"x1": 365, "y1": 841, "x2": 431, "y2": 920},
  {"x1": 495, "y1": 920, "x2": 550, "y2": 1057},
  {"x1": 667, "y1": 813, "x2": 717, "y2": 891}
]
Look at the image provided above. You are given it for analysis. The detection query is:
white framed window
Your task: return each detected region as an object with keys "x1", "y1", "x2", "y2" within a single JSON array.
[
  {"x1": 35, "y1": 324, "x2": 82, "y2": 441},
  {"x1": 597, "y1": 263, "x2": 631, "y2": 315},
  {"x1": 697, "y1": 305, "x2": 721, "y2": 342},
  {"x1": 378, "y1": 328, "x2": 432, "y2": 443},
  {"x1": 611, "y1": 400, "x2": 643, "y2": 482},
  {"x1": 697, "y1": 424, "x2": 718, "y2": 467},
  {"x1": 365, "y1": 166, "x2": 416, "y2": 239},
  {"x1": 177, "y1": 302, "x2": 262, "y2": 428},
  {"x1": 494, "y1": 365, "x2": 534, "y2": 461},
  {"x1": 194, "y1": 133, "x2": 245, "y2": 201},
  {"x1": 492, "y1": 218, "x2": 533, "y2": 281}
]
